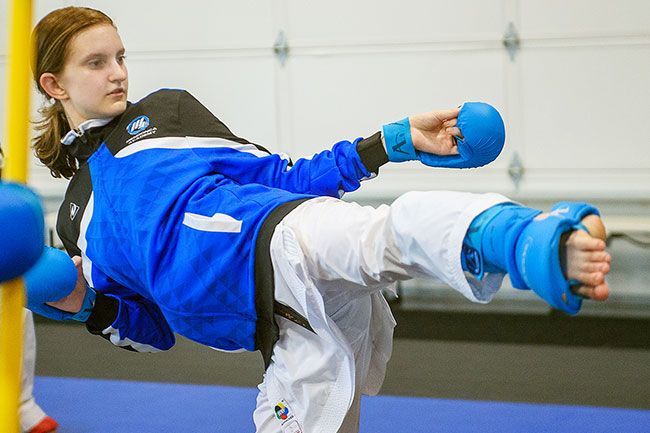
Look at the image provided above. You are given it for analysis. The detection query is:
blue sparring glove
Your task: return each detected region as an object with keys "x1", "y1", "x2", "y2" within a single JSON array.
[
  {"x1": 0, "y1": 182, "x2": 45, "y2": 282},
  {"x1": 383, "y1": 102, "x2": 505, "y2": 169},
  {"x1": 24, "y1": 246, "x2": 96, "y2": 322}
]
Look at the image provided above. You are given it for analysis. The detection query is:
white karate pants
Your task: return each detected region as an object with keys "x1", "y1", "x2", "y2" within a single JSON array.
[{"x1": 254, "y1": 191, "x2": 510, "y2": 433}]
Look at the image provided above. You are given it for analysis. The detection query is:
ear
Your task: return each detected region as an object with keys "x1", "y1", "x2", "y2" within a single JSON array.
[{"x1": 39, "y1": 72, "x2": 68, "y2": 101}]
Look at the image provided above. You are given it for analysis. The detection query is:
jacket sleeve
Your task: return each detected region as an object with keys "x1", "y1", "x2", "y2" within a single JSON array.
[
  {"x1": 85, "y1": 275, "x2": 176, "y2": 353},
  {"x1": 177, "y1": 90, "x2": 388, "y2": 197},
  {"x1": 55, "y1": 168, "x2": 174, "y2": 352}
]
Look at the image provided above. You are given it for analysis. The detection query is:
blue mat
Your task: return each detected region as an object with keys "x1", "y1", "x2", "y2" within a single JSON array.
[{"x1": 34, "y1": 376, "x2": 650, "y2": 433}]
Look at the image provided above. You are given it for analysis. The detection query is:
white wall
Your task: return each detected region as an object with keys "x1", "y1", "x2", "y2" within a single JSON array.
[
  {"x1": 1, "y1": 0, "x2": 649, "y2": 307},
  {"x1": 1, "y1": 0, "x2": 649, "y2": 203}
]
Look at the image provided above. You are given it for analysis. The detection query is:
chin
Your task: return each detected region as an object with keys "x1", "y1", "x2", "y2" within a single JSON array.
[{"x1": 107, "y1": 101, "x2": 128, "y2": 118}]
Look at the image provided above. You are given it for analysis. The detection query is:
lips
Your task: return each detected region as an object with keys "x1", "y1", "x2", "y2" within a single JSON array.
[{"x1": 108, "y1": 88, "x2": 125, "y2": 96}]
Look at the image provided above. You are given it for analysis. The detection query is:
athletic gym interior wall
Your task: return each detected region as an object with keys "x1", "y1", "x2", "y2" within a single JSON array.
[{"x1": 1, "y1": 0, "x2": 649, "y2": 317}]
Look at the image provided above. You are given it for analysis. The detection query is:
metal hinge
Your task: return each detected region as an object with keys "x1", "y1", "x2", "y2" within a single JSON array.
[
  {"x1": 502, "y1": 22, "x2": 520, "y2": 61},
  {"x1": 508, "y1": 151, "x2": 525, "y2": 188},
  {"x1": 273, "y1": 30, "x2": 289, "y2": 66}
]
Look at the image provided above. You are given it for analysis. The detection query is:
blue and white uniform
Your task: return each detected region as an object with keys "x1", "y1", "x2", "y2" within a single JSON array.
[
  {"x1": 56, "y1": 89, "x2": 382, "y2": 353},
  {"x1": 56, "y1": 89, "x2": 511, "y2": 432}
]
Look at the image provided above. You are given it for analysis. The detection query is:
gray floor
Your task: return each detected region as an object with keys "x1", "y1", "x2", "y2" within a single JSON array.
[{"x1": 34, "y1": 321, "x2": 650, "y2": 410}]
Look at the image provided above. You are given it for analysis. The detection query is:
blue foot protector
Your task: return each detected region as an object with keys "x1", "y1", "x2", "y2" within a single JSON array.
[
  {"x1": 383, "y1": 102, "x2": 505, "y2": 168},
  {"x1": 462, "y1": 202, "x2": 600, "y2": 315},
  {"x1": 515, "y1": 202, "x2": 599, "y2": 315},
  {"x1": 462, "y1": 203, "x2": 541, "y2": 283},
  {"x1": 0, "y1": 182, "x2": 44, "y2": 282}
]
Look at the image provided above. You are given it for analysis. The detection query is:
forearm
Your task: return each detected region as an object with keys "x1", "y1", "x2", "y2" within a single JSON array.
[{"x1": 274, "y1": 135, "x2": 389, "y2": 196}]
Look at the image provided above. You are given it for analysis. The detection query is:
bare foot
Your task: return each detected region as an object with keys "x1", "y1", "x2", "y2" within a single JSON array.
[{"x1": 564, "y1": 214, "x2": 611, "y2": 301}]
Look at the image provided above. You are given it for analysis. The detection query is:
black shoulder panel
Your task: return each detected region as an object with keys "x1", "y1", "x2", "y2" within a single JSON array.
[
  {"x1": 104, "y1": 89, "x2": 255, "y2": 155},
  {"x1": 56, "y1": 164, "x2": 92, "y2": 257}
]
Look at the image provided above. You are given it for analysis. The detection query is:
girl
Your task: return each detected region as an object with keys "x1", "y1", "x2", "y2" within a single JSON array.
[{"x1": 29, "y1": 7, "x2": 610, "y2": 433}]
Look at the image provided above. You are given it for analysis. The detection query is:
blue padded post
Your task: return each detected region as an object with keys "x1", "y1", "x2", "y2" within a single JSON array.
[{"x1": 0, "y1": 182, "x2": 44, "y2": 282}]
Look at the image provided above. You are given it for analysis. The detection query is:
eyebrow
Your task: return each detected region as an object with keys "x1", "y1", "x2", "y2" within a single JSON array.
[{"x1": 80, "y1": 48, "x2": 126, "y2": 62}]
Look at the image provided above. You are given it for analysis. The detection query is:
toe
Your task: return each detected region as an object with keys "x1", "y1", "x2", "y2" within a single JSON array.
[
  {"x1": 579, "y1": 262, "x2": 607, "y2": 273},
  {"x1": 570, "y1": 230, "x2": 606, "y2": 251},
  {"x1": 593, "y1": 282, "x2": 610, "y2": 300},
  {"x1": 571, "y1": 282, "x2": 609, "y2": 301},
  {"x1": 588, "y1": 250, "x2": 610, "y2": 262},
  {"x1": 577, "y1": 271, "x2": 605, "y2": 286}
]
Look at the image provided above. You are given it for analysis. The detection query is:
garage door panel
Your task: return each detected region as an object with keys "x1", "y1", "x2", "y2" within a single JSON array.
[
  {"x1": 75, "y1": 0, "x2": 275, "y2": 51},
  {"x1": 288, "y1": 51, "x2": 508, "y2": 168},
  {"x1": 521, "y1": 45, "x2": 650, "y2": 169},
  {"x1": 286, "y1": 0, "x2": 505, "y2": 45},
  {"x1": 520, "y1": 0, "x2": 650, "y2": 38},
  {"x1": 127, "y1": 56, "x2": 277, "y2": 149}
]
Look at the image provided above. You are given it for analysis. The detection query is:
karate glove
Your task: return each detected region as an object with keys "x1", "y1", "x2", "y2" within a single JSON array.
[
  {"x1": 24, "y1": 246, "x2": 96, "y2": 322},
  {"x1": 383, "y1": 102, "x2": 505, "y2": 169}
]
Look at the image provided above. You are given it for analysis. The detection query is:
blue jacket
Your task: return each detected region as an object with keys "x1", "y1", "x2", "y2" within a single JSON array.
[{"x1": 56, "y1": 89, "x2": 387, "y2": 352}]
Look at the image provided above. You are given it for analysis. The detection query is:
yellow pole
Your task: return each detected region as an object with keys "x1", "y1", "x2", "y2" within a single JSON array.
[
  {"x1": 3, "y1": 0, "x2": 32, "y2": 185},
  {"x1": 0, "y1": 282, "x2": 26, "y2": 433},
  {"x1": 1, "y1": 0, "x2": 34, "y2": 432}
]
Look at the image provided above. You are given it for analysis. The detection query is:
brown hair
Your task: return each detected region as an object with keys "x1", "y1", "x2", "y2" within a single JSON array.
[{"x1": 32, "y1": 7, "x2": 114, "y2": 178}]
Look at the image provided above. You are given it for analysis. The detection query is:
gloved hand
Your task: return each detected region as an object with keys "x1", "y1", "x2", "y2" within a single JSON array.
[
  {"x1": 383, "y1": 102, "x2": 505, "y2": 169},
  {"x1": 24, "y1": 246, "x2": 96, "y2": 322}
]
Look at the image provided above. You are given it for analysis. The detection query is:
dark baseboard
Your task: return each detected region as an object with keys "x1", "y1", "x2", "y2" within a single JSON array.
[
  {"x1": 390, "y1": 305, "x2": 650, "y2": 349},
  {"x1": 34, "y1": 303, "x2": 650, "y2": 349}
]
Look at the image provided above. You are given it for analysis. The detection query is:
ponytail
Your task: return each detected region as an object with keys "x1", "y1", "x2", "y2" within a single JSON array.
[{"x1": 32, "y1": 100, "x2": 76, "y2": 178}]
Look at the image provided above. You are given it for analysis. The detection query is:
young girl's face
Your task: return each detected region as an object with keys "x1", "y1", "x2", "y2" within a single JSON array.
[{"x1": 56, "y1": 24, "x2": 128, "y2": 127}]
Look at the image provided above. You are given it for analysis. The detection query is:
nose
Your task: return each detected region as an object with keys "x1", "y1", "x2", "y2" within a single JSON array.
[{"x1": 109, "y1": 60, "x2": 128, "y2": 83}]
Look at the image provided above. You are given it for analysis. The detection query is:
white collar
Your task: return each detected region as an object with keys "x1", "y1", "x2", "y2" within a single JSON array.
[{"x1": 61, "y1": 118, "x2": 114, "y2": 145}]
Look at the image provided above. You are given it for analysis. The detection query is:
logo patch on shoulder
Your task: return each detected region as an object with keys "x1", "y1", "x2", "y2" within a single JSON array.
[
  {"x1": 126, "y1": 115, "x2": 150, "y2": 135},
  {"x1": 70, "y1": 203, "x2": 80, "y2": 220},
  {"x1": 125, "y1": 115, "x2": 158, "y2": 145}
]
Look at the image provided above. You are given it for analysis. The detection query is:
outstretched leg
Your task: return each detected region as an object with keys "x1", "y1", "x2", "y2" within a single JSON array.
[
  {"x1": 282, "y1": 191, "x2": 511, "y2": 309},
  {"x1": 259, "y1": 193, "x2": 611, "y2": 433}
]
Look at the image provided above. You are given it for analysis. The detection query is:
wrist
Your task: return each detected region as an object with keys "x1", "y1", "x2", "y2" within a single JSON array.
[
  {"x1": 382, "y1": 117, "x2": 416, "y2": 162},
  {"x1": 69, "y1": 286, "x2": 96, "y2": 322}
]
